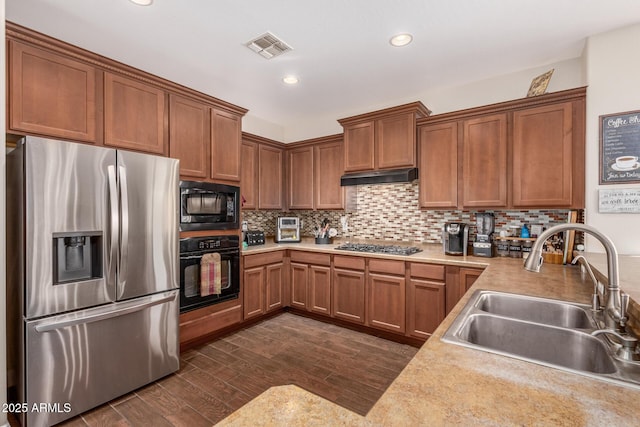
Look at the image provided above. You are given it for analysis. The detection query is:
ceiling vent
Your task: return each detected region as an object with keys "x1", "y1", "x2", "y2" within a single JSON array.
[{"x1": 245, "y1": 32, "x2": 292, "y2": 59}]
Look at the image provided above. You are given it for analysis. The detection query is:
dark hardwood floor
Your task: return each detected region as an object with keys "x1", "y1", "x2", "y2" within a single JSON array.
[{"x1": 12, "y1": 313, "x2": 418, "y2": 426}]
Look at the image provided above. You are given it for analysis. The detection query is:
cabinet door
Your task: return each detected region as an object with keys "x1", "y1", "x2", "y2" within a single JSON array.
[
  {"x1": 419, "y1": 122, "x2": 458, "y2": 208},
  {"x1": 460, "y1": 267, "x2": 482, "y2": 292},
  {"x1": 309, "y1": 265, "x2": 331, "y2": 315},
  {"x1": 368, "y1": 273, "x2": 406, "y2": 334},
  {"x1": 445, "y1": 266, "x2": 483, "y2": 314},
  {"x1": 407, "y1": 279, "x2": 445, "y2": 339},
  {"x1": 290, "y1": 263, "x2": 309, "y2": 310},
  {"x1": 332, "y1": 268, "x2": 366, "y2": 324},
  {"x1": 512, "y1": 102, "x2": 574, "y2": 207},
  {"x1": 461, "y1": 114, "x2": 507, "y2": 207},
  {"x1": 104, "y1": 72, "x2": 167, "y2": 155},
  {"x1": 315, "y1": 141, "x2": 344, "y2": 209},
  {"x1": 211, "y1": 109, "x2": 242, "y2": 182},
  {"x1": 243, "y1": 266, "x2": 265, "y2": 320},
  {"x1": 241, "y1": 141, "x2": 259, "y2": 209},
  {"x1": 9, "y1": 41, "x2": 99, "y2": 143},
  {"x1": 265, "y1": 263, "x2": 284, "y2": 312},
  {"x1": 258, "y1": 145, "x2": 284, "y2": 209},
  {"x1": 169, "y1": 95, "x2": 209, "y2": 178},
  {"x1": 343, "y1": 121, "x2": 375, "y2": 172},
  {"x1": 376, "y1": 112, "x2": 416, "y2": 169},
  {"x1": 288, "y1": 146, "x2": 314, "y2": 209}
]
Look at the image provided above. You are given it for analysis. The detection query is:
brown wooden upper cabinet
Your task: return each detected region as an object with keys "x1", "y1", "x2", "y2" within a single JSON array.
[
  {"x1": 169, "y1": 94, "x2": 209, "y2": 178},
  {"x1": 512, "y1": 101, "x2": 583, "y2": 208},
  {"x1": 211, "y1": 108, "x2": 242, "y2": 182},
  {"x1": 287, "y1": 136, "x2": 344, "y2": 210},
  {"x1": 8, "y1": 40, "x2": 100, "y2": 143},
  {"x1": 241, "y1": 135, "x2": 284, "y2": 210},
  {"x1": 418, "y1": 87, "x2": 586, "y2": 209},
  {"x1": 418, "y1": 122, "x2": 458, "y2": 208},
  {"x1": 104, "y1": 72, "x2": 168, "y2": 155},
  {"x1": 461, "y1": 113, "x2": 508, "y2": 208},
  {"x1": 338, "y1": 102, "x2": 431, "y2": 172}
]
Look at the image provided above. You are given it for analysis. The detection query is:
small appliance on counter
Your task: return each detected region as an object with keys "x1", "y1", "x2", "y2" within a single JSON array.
[
  {"x1": 443, "y1": 222, "x2": 469, "y2": 256},
  {"x1": 473, "y1": 212, "x2": 495, "y2": 257},
  {"x1": 245, "y1": 230, "x2": 266, "y2": 246},
  {"x1": 275, "y1": 217, "x2": 301, "y2": 243}
]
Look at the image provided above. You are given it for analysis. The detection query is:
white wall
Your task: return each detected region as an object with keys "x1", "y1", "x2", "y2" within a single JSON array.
[
  {"x1": 584, "y1": 24, "x2": 640, "y2": 255},
  {"x1": 1, "y1": 1, "x2": 8, "y2": 425}
]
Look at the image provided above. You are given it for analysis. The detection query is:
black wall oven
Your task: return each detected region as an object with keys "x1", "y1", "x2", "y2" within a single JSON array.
[
  {"x1": 180, "y1": 180, "x2": 240, "y2": 231},
  {"x1": 179, "y1": 235, "x2": 240, "y2": 313}
]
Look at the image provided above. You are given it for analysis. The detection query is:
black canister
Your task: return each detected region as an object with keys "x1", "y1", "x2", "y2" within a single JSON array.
[
  {"x1": 509, "y1": 239, "x2": 522, "y2": 258},
  {"x1": 522, "y1": 240, "x2": 533, "y2": 259}
]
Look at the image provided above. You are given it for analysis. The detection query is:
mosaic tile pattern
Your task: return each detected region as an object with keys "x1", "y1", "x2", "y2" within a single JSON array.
[{"x1": 242, "y1": 182, "x2": 584, "y2": 245}]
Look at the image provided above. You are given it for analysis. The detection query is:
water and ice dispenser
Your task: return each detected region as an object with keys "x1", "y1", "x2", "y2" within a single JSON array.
[{"x1": 52, "y1": 232, "x2": 103, "y2": 284}]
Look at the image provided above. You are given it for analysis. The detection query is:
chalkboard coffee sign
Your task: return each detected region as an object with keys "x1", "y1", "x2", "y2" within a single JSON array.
[{"x1": 600, "y1": 110, "x2": 640, "y2": 184}]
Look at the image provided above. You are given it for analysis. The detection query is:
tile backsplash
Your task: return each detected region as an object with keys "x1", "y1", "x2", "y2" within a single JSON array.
[{"x1": 242, "y1": 182, "x2": 583, "y2": 244}]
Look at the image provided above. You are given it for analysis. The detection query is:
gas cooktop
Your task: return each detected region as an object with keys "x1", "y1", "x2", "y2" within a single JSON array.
[{"x1": 335, "y1": 243, "x2": 422, "y2": 256}]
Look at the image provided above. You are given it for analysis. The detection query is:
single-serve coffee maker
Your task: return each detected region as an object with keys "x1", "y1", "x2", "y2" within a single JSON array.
[
  {"x1": 473, "y1": 213, "x2": 495, "y2": 257},
  {"x1": 275, "y1": 217, "x2": 301, "y2": 243},
  {"x1": 443, "y1": 222, "x2": 469, "y2": 256}
]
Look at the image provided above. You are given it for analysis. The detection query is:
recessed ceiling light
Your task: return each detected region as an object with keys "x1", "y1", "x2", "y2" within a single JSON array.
[
  {"x1": 390, "y1": 33, "x2": 413, "y2": 47},
  {"x1": 129, "y1": 0, "x2": 153, "y2": 5},
  {"x1": 283, "y1": 76, "x2": 299, "y2": 85}
]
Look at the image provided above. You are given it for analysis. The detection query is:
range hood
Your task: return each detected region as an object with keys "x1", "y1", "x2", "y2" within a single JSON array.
[{"x1": 340, "y1": 168, "x2": 418, "y2": 186}]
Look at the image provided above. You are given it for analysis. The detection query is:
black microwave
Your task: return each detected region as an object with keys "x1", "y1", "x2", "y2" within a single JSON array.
[{"x1": 179, "y1": 180, "x2": 240, "y2": 231}]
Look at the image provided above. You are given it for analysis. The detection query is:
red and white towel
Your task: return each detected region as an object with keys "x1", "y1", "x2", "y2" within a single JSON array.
[{"x1": 200, "y1": 253, "x2": 222, "y2": 296}]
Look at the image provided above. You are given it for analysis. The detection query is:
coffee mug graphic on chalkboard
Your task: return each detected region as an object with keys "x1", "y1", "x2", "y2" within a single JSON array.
[{"x1": 600, "y1": 110, "x2": 640, "y2": 184}]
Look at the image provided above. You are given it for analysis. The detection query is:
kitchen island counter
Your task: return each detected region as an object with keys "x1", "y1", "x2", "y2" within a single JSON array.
[{"x1": 225, "y1": 241, "x2": 640, "y2": 426}]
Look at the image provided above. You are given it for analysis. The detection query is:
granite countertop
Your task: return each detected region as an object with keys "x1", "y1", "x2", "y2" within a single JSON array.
[{"x1": 221, "y1": 240, "x2": 640, "y2": 426}]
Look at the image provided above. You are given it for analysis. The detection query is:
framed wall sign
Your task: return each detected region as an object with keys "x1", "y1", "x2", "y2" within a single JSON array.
[
  {"x1": 599, "y1": 110, "x2": 640, "y2": 184},
  {"x1": 598, "y1": 188, "x2": 640, "y2": 213}
]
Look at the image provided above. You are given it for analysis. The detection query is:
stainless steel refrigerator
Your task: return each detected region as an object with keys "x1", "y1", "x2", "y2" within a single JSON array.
[{"x1": 7, "y1": 136, "x2": 180, "y2": 427}]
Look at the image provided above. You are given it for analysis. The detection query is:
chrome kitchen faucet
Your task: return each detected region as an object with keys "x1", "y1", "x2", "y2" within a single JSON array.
[{"x1": 523, "y1": 223, "x2": 625, "y2": 331}]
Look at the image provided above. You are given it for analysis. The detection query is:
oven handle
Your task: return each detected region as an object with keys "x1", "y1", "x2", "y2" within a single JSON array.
[
  {"x1": 34, "y1": 293, "x2": 176, "y2": 332},
  {"x1": 180, "y1": 252, "x2": 239, "y2": 261}
]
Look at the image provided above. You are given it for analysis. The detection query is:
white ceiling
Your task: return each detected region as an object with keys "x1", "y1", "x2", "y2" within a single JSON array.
[{"x1": 6, "y1": 0, "x2": 640, "y2": 142}]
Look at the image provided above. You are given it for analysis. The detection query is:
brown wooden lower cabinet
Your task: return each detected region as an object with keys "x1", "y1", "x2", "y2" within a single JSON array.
[
  {"x1": 309, "y1": 265, "x2": 331, "y2": 315},
  {"x1": 445, "y1": 265, "x2": 484, "y2": 314},
  {"x1": 290, "y1": 262, "x2": 309, "y2": 310},
  {"x1": 332, "y1": 256, "x2": 366, "y2": 324},
  {"x1": 243, "y1": 252, "x2": 285, "y2": 320},
  {"x1": 179, "y1": 299, "x2": 242, "y2": 348},
  {"x1": 368, "y1": 272, "x2": 406, "y2": 334},
  {"x1": 289, "y1": 251, "x2": 332, "y2": 314},
  {"x1": 407, "y1": 279, "x2": 445, "y2": 339}
]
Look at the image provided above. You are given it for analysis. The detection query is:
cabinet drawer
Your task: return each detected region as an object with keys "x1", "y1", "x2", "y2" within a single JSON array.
[
  {"x1": 290, "y1": 250, "x2": 331, "y2": 266},
  {"x1": 410, "y1": 263, "x2": 445, "y2": 281},
  {"x1": 243, "y1": 251, "x2": 284, "y2": 268},
  {"x1": 334, "y1": 255, "x2": 365, "y2": 270},
  {"x1": 368, "y1": 259, "x2": 405, "y2": 275}
]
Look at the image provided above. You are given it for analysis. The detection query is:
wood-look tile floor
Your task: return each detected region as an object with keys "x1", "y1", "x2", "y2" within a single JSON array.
[{"x1": 14, "y1": 313, "x2": 419, "y2": 427}]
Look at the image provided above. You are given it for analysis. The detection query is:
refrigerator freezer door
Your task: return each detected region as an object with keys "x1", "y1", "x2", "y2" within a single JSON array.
[
  {"x1": 116, "y1": 150, "x2": 179, "y2": 300},
  {"x1": 24, "y1": 290, "x2": 179, "y2": 427},
  {"x1": 22, "y1": 137, "x2": 117, "y2": 319}
]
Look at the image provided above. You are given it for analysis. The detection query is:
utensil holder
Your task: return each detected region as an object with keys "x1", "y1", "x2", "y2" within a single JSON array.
[{"x1": 315, "y1": 237, "x2": 332, "y2": 244}]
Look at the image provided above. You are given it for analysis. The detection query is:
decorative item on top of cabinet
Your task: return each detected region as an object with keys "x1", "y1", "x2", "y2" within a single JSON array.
[
  {"x1": 104, "y1": 72, "x2": 168, "y2": 155},
  {"x1": 286, "y1": 134, "x2": 344, "y2": 210},
  {"x1": 418, "y1": 122, "x2": 458, "y2": 208},
  {"x1": 243, "y1": 251, "x2": 285, "y2": 320},
  {"x1": 169, "y1": 94, "x2": 209, "y2": 178},
  {"x1": 332, "y1": 255, "x2": 366, "y2": 324},
  {"x1": 407, "y1": 263, "x2": 446, "y2": 340},
  {"x1": 338, "y1": 102, "x2": 431, "y2": 172},
  {"x1": 8, "y1": 40, "x2": 100, "y2": 144}
]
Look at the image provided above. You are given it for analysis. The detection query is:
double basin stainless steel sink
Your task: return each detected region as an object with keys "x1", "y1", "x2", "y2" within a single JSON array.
[{"x1": 442, "y1": 290, "x2": 640, "y2": 388}]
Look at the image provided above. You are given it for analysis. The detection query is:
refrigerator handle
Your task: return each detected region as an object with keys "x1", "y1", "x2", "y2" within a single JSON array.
[
  {"x1": 107, "y1": 165, "x2": 119, "y2": 286},
  {"x1": 118, "y1": 165, "x2": 130, "y2": 281},
  {"x1": 34, "y1": 293, "x2": 176, "y2": 332}
]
